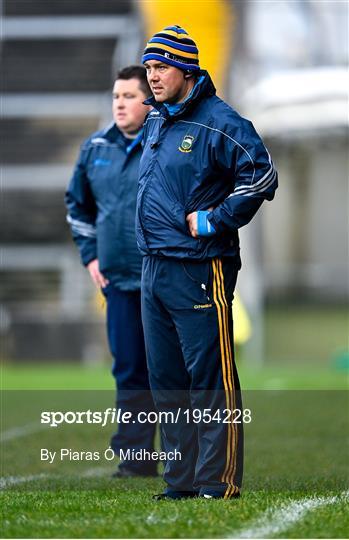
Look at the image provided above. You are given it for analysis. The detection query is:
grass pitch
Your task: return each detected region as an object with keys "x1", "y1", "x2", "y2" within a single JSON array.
[
  {"x1": 1, "y1": 364, "x2": 348, "y2": 538},
  {"x1": 2, "y1": 482, "x2": 348, "y2": 539}
]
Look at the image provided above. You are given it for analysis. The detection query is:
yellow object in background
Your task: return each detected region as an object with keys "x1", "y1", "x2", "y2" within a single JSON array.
[
  {"x1": 138, "y1": 0, "x2": 235, "y2": 96},
  {"x1": 233, "y1": 293, "x2": 252, "y2": 345},
  {"x1": 94, "y1": 287, "x2": 106, "y2": 313}
]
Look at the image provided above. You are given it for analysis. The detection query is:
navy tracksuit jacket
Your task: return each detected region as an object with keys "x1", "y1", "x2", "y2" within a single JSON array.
[
  {"x1": 65, "y1": 123, "x2": 142, "y2": 290},
  {"x1": 65, "y1": 124, "x2": 156, "y2": 475},
  {"x1": 136, "y1": 72, "x2": 278, "y2": 497}
]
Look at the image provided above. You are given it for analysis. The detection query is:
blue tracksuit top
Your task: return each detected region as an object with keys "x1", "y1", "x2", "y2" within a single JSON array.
[
  {"x1": 136, "y1": 71, "x2": 278, "y2": 260},
  {"x1": 65, "y1": 123, "x2": 143, "y2": 291}
]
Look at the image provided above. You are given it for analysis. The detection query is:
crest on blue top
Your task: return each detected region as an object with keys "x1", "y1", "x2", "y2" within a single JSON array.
[{"x1": 179, "y1": 135, "x2": 194, "y2": 153}]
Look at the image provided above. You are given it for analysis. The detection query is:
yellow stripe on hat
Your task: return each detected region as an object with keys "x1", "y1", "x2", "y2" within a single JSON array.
[
  {"x1": 161, "y1": 29, "x2": 192, "y2": 40},
  {"x1": 146, "y1": 42, "x2": 198, "y2": 60}
]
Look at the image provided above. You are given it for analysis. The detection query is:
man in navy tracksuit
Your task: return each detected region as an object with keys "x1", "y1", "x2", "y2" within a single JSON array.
[
  {"x1": 65, "y1": 66, "x2": 158, "y2": 477},
  {"x1": 137, "y1": 26, "x2": 278, "y2": 499}
]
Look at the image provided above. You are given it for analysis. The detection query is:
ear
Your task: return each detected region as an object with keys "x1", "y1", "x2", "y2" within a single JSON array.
[{"x1": 184, "y1": 71, "x2": 193, "y2": 79}]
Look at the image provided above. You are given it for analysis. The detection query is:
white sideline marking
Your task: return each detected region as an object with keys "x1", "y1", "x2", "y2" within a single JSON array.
[
  {"x1": 147, "y1": 507, "x2": 180, "y2": 525},
  {"x1": 231, "y1": 490, "x2": 349, "y2": 538},
  {"x1": 0, "y1": 466, "x2": 113, "y2": 489},
  {"x1": 0, "y1": 474, "x2": 50, "y2": 489},
  {"x1": 81, "y1": 466, "x2": 113, "y2": 478},
  {"x1": 1, "y1": 421, "x2": 44, "y2": 442}
]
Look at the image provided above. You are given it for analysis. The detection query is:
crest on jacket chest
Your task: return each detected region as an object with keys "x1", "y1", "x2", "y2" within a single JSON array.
[{"x1": 178, "y1": 135, "x2": 195, "y2": 153}]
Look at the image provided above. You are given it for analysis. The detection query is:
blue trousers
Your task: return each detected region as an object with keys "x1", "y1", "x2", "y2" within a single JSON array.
[
  {"x1": 141, "y1": 256, "x2": 243, "y2": 497},
  {"x1": 103, "y1": 285, "x2": 157, "y2": 475}
]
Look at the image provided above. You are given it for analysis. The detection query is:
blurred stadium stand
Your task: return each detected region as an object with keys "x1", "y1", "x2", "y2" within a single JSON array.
[
  {"x1": 1, "y1": 0, "x2": 142, "y2": 361},
  {"x1": 227, "y1": 1, "x2": 348, "y2": 366},
  {"x1": 229, "y1": 2, "x2": 348, "y2": 301}
]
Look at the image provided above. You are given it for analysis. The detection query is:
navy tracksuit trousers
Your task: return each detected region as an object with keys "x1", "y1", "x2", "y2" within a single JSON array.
[
  {"x1": 103, "y1": 285, "x2": 157, "y2": 475},
  {"x1": 141, "y1": 256, "x2": 243, "y2": 498}
]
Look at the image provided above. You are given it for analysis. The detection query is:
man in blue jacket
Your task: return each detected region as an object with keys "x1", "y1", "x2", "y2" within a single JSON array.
[
  {"x1": 65, "y1": 66, "x2": 158, "y2": 478},
  {"x1": 137, "y1": 26, "x2": 278, "y2": 499}
]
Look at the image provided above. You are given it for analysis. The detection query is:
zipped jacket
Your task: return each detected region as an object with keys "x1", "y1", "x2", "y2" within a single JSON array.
[
  {"x1": 136, "y1": 71, "x2": 278, "y2": 260},
  {"x1": 65, "y1": 123, "x2": 143, "y2": 291}
]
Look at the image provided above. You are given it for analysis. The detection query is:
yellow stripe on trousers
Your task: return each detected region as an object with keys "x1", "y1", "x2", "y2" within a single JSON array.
[
  {"x1": 216, "y1": 259, "x2": 238, "y2": 494},
  {"x1": 224, "y1": 485, "x2": 240, "y2": 500},
  {"x1": 212, "y1": 259, "x2": 234, "y2": 483},
  {"x1": 217, "y1": 259, "x2": 239, "y2": 489},
  {"x1": 212, "y1": 259, "x2": 231, "y2": 437},
  {"x1": 212, "y1": 259, "x2": 238, "y2": 498}
]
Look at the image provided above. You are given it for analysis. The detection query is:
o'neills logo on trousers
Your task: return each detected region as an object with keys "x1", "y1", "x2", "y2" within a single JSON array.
[
  {"x1": 119, "y1": 449, "x2": 182, "y2": 461},
  {"x1": 193, "y1": 303, "x2": 212, "y2": 309}
]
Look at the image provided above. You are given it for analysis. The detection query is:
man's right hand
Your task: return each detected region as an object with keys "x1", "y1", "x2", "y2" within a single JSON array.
[{"x1": 87, "y1": 259, "x2": 109, "y2": 288}]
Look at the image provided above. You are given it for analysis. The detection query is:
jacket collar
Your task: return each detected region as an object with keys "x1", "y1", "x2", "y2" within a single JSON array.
[
  {"x1": 102, "y1": 123, "x2": 143, "y2": 154},
  {"x1": 125, "y1": 129, "x2": 143, "y2": 154},
  {"x1": 144, "y1": 70, "x2": 216, "y2": 119}
]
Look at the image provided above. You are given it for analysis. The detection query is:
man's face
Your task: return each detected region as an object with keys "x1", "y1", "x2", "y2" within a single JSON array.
[
  {"x1": 112, "y1": 78, "x2": 149, "y2": 136},
  {"x1": 144, "y1": 60, "x2": 189, "y2": 104}
]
